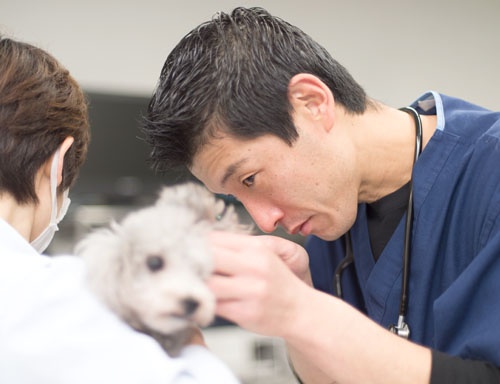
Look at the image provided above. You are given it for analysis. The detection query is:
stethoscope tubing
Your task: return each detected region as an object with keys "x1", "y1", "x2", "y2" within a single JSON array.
[
  {"x1": 333, "y1": 106, "x2": 423, "y2": 338},
  {"x1": 399, "y1": 106, "x2": 423, "y2": 319},
  {"x1": 334, "y1": 231, "x2": 353, "y2": 299}
]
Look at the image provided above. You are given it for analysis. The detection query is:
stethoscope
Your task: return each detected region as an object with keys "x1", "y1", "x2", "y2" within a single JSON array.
[{"x1": 334, "y1": 106, "x2": 423, "y2": 339}]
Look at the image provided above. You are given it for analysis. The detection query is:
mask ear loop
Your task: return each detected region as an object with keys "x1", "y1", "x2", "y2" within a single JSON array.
[
  {"x1": 30, "y1": 147, "x2": 65, "y2": 253},
  {"x1": 57, "y1": 189, "x2": 71, "y2": 223},
  {"x1": 49, "y1": 148, "x2": 62, "y2": 225}
]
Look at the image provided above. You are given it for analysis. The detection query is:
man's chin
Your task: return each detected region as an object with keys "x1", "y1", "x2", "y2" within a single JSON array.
[{"x1": 312, "y1": 228, "x2": 346, "y2": 242}]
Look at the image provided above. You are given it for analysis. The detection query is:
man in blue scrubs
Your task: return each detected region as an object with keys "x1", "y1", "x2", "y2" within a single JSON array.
[{"x1": 143, "y1": 7, "x2": 500, "y2": 383}]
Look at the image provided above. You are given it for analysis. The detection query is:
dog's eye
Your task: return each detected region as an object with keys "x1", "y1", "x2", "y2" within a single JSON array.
[{"x1": 146, "y1": 255, "x2": 165, "y2": 272}]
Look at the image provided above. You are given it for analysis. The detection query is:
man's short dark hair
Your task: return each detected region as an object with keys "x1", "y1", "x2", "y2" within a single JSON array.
[{"x1": 143, "y1": 7, "x2": 368, "y2": 172}]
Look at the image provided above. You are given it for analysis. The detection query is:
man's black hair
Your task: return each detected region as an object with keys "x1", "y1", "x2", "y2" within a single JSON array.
[{"x1": 143, "y1": 7, "x2": 368, "y2": 172}]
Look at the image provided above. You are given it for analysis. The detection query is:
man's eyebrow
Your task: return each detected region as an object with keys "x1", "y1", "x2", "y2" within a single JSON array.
[{"x1": 221, "y1": 158, "x2": 248, "y2": 187}]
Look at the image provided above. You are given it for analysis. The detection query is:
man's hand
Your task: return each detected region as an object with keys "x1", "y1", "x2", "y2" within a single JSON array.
[
  {"x1": 206, "y1": 232, "x2": 311, "y2": 337},
  {"x1": 258, "y1": 235, "x2": 313, "y2": 286},
  {"x1": 205, "y1": 233, "x2": 432, "y2": 384}
]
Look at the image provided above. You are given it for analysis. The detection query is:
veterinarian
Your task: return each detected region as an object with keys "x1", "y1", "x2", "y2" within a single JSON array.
[
  {"x1": 143, "y1": 7, "x2": 500, "y2": 384},
  {"x1": 0, "y1": 35, "x2": 239, "y2": 383}
]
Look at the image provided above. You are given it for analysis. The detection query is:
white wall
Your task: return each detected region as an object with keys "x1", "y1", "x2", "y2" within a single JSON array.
[{"x1": 1, "y1": 0, "x2": 499, "y2": 109}]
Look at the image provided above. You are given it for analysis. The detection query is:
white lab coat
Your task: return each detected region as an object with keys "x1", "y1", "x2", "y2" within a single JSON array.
[{"x1": 0, "y1": 219, "x2": 239, "y2": 384}]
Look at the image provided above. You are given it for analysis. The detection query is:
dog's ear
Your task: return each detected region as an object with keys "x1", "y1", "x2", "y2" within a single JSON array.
[
  {"x1": 192, "y1": 184, "x2": 253, "y2": 233},
  {"x1": 156, "y1": 182, "x2": 208, "y2": 208},
  {"x1": 213, "y1": 202, "x2": 254, "y2": 234},
  {"x1": 156, "y1": 182, "x2": 216, "y2": 220},
  {"x1": 156, "y1": 182, "x2": 254, "y2": 234},
  {"x1": 75, "y1": 222, "x2": 120, "y2": 259},
  {"x1": 75, "y1": 222, "x2": 128, "y2": 310}
]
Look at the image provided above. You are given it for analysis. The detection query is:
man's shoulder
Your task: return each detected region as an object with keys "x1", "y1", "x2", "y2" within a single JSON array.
[{"x1": 440, "y1": 94, "x2": 500, "y2": 139}]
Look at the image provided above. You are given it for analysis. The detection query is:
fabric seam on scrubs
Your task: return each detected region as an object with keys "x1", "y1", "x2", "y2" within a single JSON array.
[
  {"x1": 477, "y1": 139, "x2": 500, "y2": 252},
  {"x1": 373, "y1": 93, "x2": 457, "y2": 324}
]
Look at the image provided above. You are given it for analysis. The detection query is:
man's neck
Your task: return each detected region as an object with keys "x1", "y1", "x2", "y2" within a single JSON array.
[{"x1": 346, "y1": 102, "x2": 437, "y2": 203}]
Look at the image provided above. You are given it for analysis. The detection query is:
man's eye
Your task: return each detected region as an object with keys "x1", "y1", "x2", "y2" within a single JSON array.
[{"x1": 242, "y1": 174, "x2": 255, "y2": 187}]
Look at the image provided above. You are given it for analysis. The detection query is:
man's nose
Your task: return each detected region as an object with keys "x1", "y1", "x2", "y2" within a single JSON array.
[{"x1": 243, "y1": 200, "x2": 284, "y2": 233}]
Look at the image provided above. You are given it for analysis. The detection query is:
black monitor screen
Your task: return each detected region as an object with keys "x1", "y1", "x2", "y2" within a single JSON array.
[{"x1": 71, "y1": 92, "x2": 194, "y2": 205}]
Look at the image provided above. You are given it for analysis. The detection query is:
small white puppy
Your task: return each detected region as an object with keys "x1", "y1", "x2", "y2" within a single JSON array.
[{"x1": 75, "y1": 182, "x2": 251, "y2": 356}]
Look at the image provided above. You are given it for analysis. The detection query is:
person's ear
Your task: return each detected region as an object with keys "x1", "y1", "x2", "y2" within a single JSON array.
[
  {"x1": 56, "y1": 136, "x2": 74, "y2": 187},
  {"x1": 288, "y1": 73, "x2": 335, "y2": 131}
]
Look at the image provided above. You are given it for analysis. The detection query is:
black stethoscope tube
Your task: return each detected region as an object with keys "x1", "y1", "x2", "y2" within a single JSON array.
[
  {"x1": 399, "y1": 106, "x2": 423, "y2": 321},
  {"x1": 334, "y1": 231, "x2": 353, "y2": 299},
  {"x1": 334, "y1": 106, "x2": 423, "y2": 339}
]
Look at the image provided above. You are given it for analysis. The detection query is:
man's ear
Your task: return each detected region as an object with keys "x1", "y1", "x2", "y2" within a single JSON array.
[
  {"x1": 288, "y1": 73, "x2": 335, "y2": 131},
  {"x1": 56, "y1": 136, "x2": 74, "y2": 187}
]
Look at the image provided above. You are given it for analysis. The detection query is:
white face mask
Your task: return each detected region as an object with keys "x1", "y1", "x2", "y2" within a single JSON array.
[{"x1": 30, "y1": 148, "x2": 71, "y2": 253}]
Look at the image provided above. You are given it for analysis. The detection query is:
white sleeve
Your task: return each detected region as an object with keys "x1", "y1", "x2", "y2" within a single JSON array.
[
  {"x1": 0, "y1": 252, "x2": 240, "y2": 384},
  {"x1": 179, "y1": 346, "x2": 244, "y2": 383}
]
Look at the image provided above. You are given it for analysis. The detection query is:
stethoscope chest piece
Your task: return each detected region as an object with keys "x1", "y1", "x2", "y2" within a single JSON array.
[{"x1": 389, "y1": 315, "x2": 410, "y2": 339}]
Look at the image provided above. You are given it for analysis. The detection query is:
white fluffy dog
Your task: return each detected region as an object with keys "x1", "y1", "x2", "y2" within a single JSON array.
[{"x1": 75, "y1": 182, "x2": 251, "y2": 356}]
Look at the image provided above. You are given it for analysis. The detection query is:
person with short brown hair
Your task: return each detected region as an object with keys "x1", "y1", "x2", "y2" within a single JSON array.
[
  {"x1": 0, "y1": 35, "x2": 239, "y2": 384},
  {"x1": 0, "y1": 36, "x2": 90, "y2": 204},
  {"x1": 0, "y1": 35, "x2": 89, "y2": 252}
]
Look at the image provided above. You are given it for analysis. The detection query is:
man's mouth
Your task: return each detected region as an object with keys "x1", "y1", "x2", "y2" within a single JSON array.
[
  {"x1": 290, "y1": 218, "x2": 311, "y2": 235},
  {"x1": 299, "y1": 218, "x2": 313, "y2": 236}
]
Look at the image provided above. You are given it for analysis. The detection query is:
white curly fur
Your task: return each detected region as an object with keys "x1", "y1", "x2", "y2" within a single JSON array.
[{"x1": 75, "y1": 182, "x2": 252, "y2": 356}]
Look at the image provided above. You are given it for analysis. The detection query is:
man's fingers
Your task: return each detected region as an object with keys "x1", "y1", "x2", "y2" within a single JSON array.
[
  {"x1": 208, "y1": 275, "x2": 262, "y2": 324},
  {"x1": 207, "y1": 274, "x2": 240, "y2": 299},
  {"x1": 213, "y1": 299, "x2": 248, "y2": 325},
  {"x1": 208, "y1": 231, "x2": 266, "y2": 250},
  {"x1": 207, "y1": 274, "x2": 263, "y2": 300},
  {"x1": 209, "y1": 247, "x2": 261, "y2": 275}
]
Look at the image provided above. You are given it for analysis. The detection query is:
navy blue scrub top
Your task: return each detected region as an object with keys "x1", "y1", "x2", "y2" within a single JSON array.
[{"x1": 307, "y1": 92, "x2": 500, "y2": 365}]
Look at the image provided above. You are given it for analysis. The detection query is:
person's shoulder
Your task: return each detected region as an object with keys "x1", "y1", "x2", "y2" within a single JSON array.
[
  {"x1": 440, "y1": 94, "x2": 500, "y2": 139},
  {"x1": 0, "y1": 251, "x2": 239, "y2": 383}
]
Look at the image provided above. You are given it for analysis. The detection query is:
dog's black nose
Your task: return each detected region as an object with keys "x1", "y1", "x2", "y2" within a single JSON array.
[{"x1": 182, "y1": 298, "x2": 199, "y2": 316}]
